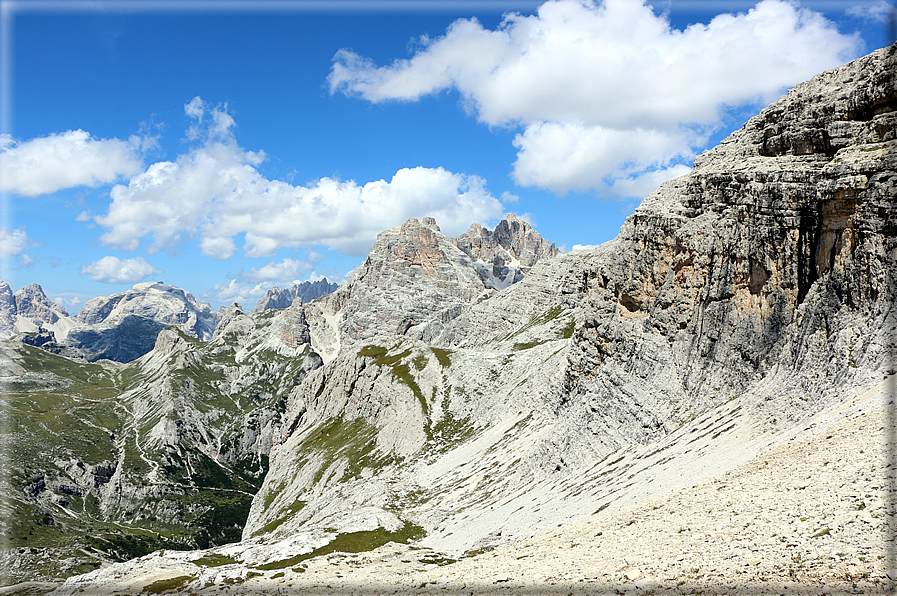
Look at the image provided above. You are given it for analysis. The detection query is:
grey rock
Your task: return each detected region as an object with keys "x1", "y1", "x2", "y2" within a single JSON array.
[
  {"x1": 64, "y1": 314, "x2": 168, "y2": 362},
  {"x1": 0, "y1": 280, "x2": 17, "y2": 337},
  {"x1": 453, "y1": 213, "x2": 559, "y2": 290},
  {"x1": 250, "y1": 279, "x2": 339, "y2": 314},
  {"x1": 66, "y1": 281, "x2": 220, "y2": 362},
  {"x1": 247, "y1": 43, "x2": 897, "y2": 558},
  {"x1": 14, "y1": 283, "x2": 68, "y2": 325},
  {"x1": 313, "y1": 215, "x2": 558, "y2": 354},
  {"x1": 11, "y1": 43, "x2": 897, "y2": 591},
  {"x1": 77, "y1": 281, "x2": 218, "y2": 340},
  {"x1": 321, "y1": 217, "x2": 487, "y2": 346},
  {"x1": 16, "y1": 325, "x2": 56, "y2": 347}
]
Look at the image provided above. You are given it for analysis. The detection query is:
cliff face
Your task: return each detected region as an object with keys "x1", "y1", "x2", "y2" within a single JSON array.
[
  {"x1": 561, "y1": 42, "x2": 895, "y2": 448},
  {"x1": 13, "y1": 284, "x2": 69, "y2": 326},
  {"x1": 77, "y1": 281, "x2": 219, "y2": 340},
  {"x1": 0, "y1": 282, "x2": 73, "y2": 339},
  {"x1": 452, "y1": 213, "x2": 559, "y2": 290}
]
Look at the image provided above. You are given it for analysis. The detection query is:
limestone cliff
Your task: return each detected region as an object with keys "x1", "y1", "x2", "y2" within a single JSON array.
[
  {"x1": 14, "y1": 283, "x2": 69, "y2": 325},
  {"x1": 308, "y1": 215, "x2": 558, "y2": 360},
  {"x1": 77, "y1": 281, "x2": 218, "y2": 340}
]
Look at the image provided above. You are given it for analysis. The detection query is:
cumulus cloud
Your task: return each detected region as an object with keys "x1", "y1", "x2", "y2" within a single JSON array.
[
  {"x1": 80, "y1": 256, "x2": 162, "y2": 284},
  {"x1": 208, "y1": 279, "x2": 271, "y2": 306},
  {"x1": 0, "y1": 130, "x2": 150, "y2": 197},
  {"x1": 0, "y1": 227, "x2": 30, "y2": 259},
  {"x1": 95, "y1": 107, "x2": 505, "y2": 257},
  {"x1": 240, "y1": 255, "x2": 321, "y2": 283},
  {"x1": 200, "y1": 237, "x2": 236, "y2": 260},
  {"x1": 329, "y1": 0, "x2": 862, "y2": 196},
  {"x1": 847, "y1": 0, "x2": 895, "y2": 22}
]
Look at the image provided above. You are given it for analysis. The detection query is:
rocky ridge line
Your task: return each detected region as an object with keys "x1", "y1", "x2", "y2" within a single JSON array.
[{"x1": 250, "y1": 279, "x2": 339, "y2": 314}]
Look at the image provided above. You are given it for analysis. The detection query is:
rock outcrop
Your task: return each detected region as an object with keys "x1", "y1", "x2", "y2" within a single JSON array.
[
  {"x1": 315, "y1": 217, "x2": 486, "y2": 347},
  {"x1": 309, "y1": 215, "x2": 558, "y2": 356},
  {"x1": 247, "y1": 42, "x2": 896, "y2": 561},
  {"x1": 0, "y1": 280, "x2": 16, "y2": 337},
  {"x1": 63, "y1": 281, "x2": 220, "y2": 361},
  {"x1": 0, "y1": 281, "x2": 77, "y2": 340},
  {"x1": 250, "y1": 279, "x2": 339, "y2": 314}
]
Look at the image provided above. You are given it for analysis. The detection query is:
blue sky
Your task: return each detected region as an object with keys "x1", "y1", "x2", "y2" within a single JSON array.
[{"x1": 0, "y1": 0, "x2": 893, "y2": 312}]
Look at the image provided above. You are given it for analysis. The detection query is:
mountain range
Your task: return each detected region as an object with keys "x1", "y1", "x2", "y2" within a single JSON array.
[{"x1": 0, "y1": 43, "x2": 894, "y2": 595}]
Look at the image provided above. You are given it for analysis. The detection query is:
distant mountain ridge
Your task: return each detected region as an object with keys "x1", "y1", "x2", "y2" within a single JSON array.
[
  {"x1": 0, "y1": 281, "x2": 71, "y2": 338},
  {"x1": 250, "y1": 278, "x2": 339, "y2": 314},
  {"x1": 0, "y1": 281, "x2": 221, "y2": 362}
]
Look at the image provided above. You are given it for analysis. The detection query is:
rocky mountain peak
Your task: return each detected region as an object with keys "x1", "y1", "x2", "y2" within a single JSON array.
[
  {"x1": 14, "y1": 283, "x2": 68, "y2": 325},
  {"x1": 77, "y1": 281, "x2": 218, "y2": 340},
  {"x1": 250, "y1": 279, "x2": 339, "y2": 314},
  {"x1": 452, "y1": 213, "x2": 559, "y2": 290},
  {"x1": 313, "y1": 217, "x2": 486, "y2": 347},
  {"x1": 0, "y1": 281, "x2": 16, "y2": 337}
]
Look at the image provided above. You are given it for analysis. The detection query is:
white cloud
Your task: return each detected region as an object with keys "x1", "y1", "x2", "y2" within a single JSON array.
[
  {"x1": 607, "y1": 164, "x2": 693, "y2": 200},
  {"x1": 0, "y1": 130, "x2": 149, "y2": 197},
  {"x1": 511, "y1": 121, "x2": 699, "y2": 194},
  {"x1": 0, "y1": 227, "x2": 30, "y2": 258},
  {"x1": 185, "y1": 96, "x2": 236, "y2": 141},
  {"x1": 185, "y1": 96, "x2": 205, "y2": 121},
  {"x1": 95, "y1": 109, "x2": 506, "y2": 257},
  {"x1": 240, "y1": 257, "x2": 317, "y2": 282},
  {"x1": 500, "y1": 191, "x2": 519, "y2": 203},
  {"x1": 80, "y1": 256, "x2": 162, "y2": 284},
  {"x1": 208, "y1": 279, "x2": 270, "y2": 306},
  {"x1": 329, "y1": 0, "x2": 862, "y2": 196},
  {"x1": 570, "y1": 243, "x2": 601, "y2": 251},
  {"x1": 846, "y1": 0, "x2": 895, "y2": 22},
  {"x1": 200, "y1": 236, "x2": 236, "y2": 260}
]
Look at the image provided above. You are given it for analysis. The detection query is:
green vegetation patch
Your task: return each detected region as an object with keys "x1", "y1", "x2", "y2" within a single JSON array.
[
  {"x1": 142, "y1": 575, "x2": 196, "y2": 594},
  {"x1": 431, "y1": 347, "x2": 452, "y2": 368},
  {"x1": 512, "y1": 339, "x2": 544, "y2": 351},
  {"x1": 429, "y1": 401, "x2": 477, "y2": 454},
  {"x1": 298, "y1": 417, "x2": 397, "y2": 485},
  {"x1": 559, "y1": 317, "x2": 575, "y2": 339},
  {"x1": 498, "y1": 304, "x2": 568, "y2": 343},
  {"x1": 84, "y1": 529, "x2": 193, "y2": 562},
  {"x1": 256, "y1": 522, "x2": 426, "y2": 570},
  {"x1": 192, "y1": 553, "x2": 238, "y2": 567},
  {"x1": 252, "y1": 500, "x2": 307, "y2": 538}
]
